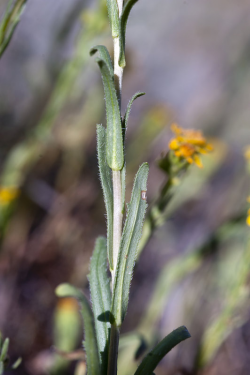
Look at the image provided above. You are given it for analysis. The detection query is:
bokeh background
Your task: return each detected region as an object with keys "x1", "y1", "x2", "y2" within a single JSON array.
[{"x1": 0, "y1": 0, "x2": 250, "y2": 374}]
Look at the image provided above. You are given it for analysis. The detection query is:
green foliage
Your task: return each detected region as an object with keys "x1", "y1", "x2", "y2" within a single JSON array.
[
  {"x1": 0, "y1": 337, "x2": 9, "y2": 363},
  {"x1": 198, "y1": 230, "x2": 250, "y2": 367},
  {"x1": 122, "y1": 92, "x2": 145, "y2": 142},
  {"x1": 0, "y1": 0, "x2": 27, "y2": 58},
  {"x1": 55, "y1": 284, "x2": 100, "y2": 375},
  {"x1": 119, "y1": 0, "x2": 139, "y2": 68},
  {"x1": 55, "y1": 0, "x2": 192, "y2": 373},
  {"x1": 89, "y1": 237, "x2": 111, "y2": 374},
  {"x1": 97, "y1": 125, "x2": 114, "y2": 270},
  {"x1": 106, "y1": 0, "x2": 119, "y2": 38},
  {"x1": 92, "y1": 51, "x2": 124, "y2": 171},
  {"x1": 134, "y1": 327, "x2": 191, "y2": 375},
  {"x1": 111, "y1": 163, "x2": 149, "y2": 327},
  {"x1": 0, "y1": 333, "x2": 21, "y2": 373},
  {"x1": 90, "y1": 45, "x2": 114, "y2": 78}
]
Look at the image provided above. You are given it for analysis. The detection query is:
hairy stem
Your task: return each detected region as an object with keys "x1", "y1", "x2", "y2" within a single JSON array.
[
  {"x1": 117, "y1": 0, "x2": 123, "y2": 15},
  {"x1": 112, "y1": 170, "x2": 123, "y2": 283},
  {"x1": 109, "y1": 2, "x2": 124, "y2": 374},
  {"x1": 112, "y1": 0, "x2": 124, "y2": 287}
]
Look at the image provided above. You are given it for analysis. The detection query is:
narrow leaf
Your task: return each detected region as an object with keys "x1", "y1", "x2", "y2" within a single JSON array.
[
  {"x1": 90, "y1": 45, "x2": 114, "y2": 79},
  {"x1": 119, "y1": 0, "x2": 139, "y2": 68},
  {"x1": 89, "y1": 237, "x2": 111, "y2": 375},
  {"x1": 122, "y1": 92, "x2": 145, "y2": 142},
  {"x1": 12, "y1": 357, "x2": 22, "y2": 369},
  {"x1": 95, "y1": 57, "x2": 124, "y2": 171},
  {"x1": 111, "y1": 163, "x2": 149, "y2": 326},
  {"x1": 55, "y1": 284, "x2": 100, "y2": 375},
  {"x1": 106, "y1": 0, "x2": 119, "y2": 38},
  {"x1": 0, "y1": 338, "x2": 9, "y2": 361},
  {"x1": 0, "y1": 0, "x2": 27, "y2": 58},
  {"x1": 97, "y1": 125, "x2": 114, "y2": 270},
  {"x1": 134, "y1": 326, "x2": 191, "y2": 375}
]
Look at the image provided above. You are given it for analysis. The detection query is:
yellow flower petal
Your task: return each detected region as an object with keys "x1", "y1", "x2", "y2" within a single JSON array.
[
  {"x1": 171, "y1": 123, "x2": 182, "y2": 135},
  {"x1": 193, "y1": 154, "x2": 203, "y2": 168},
  {"x1": 169, "y1": 138, "x2": 179, "y2": 150},
  {"x1": 168, "y1": 124, "x2": 212, "y2": 168},
  {"x1": 0, "y1": 187, "x2": 19, "y2": 204},
  {"x1": 186, "y1": 157, "x2": 194, "y2": 164},
  {"x1": 244, "y1": 146, "x2": 250, "y2": 160},
  {"x1": 246, "y1": 216, "x2": 250, "y2": 227}
]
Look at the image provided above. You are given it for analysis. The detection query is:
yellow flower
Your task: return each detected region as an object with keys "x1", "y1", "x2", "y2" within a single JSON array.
[
  {"x1": 244, "y1": 146, "x2": 250, "y2": 161},
  {"x1": 57, "y1": 297, "x2": 79, "y2": 312},
  {"x1": 247, "y1": 197, "x2": 250, "y2": 227},
  {"x1": 0, "y1": 187, "x2": 19, "y2": 204},
  {"x1": 169, "y1": 123, "x2": 213, "y2": 168}
]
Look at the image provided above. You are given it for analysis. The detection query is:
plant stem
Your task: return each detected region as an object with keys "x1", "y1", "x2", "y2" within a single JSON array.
[
  {"x1": 112, "y1": 0, "x2": 124, "y2": 287},
  {"x1": 107, "y1": 324, "x2": 120, "y2": 375},
  {"x1": 109, "y1": 3, "x2": 124, "y2": 374},
  {"x1": 113, "y1": 38, "x2": 123, "y2": 108},
  {"x1": 112, "y1": 170, "x2": 123, "y2": 283},
  {"x1": 117, "y1": 0, "x2": 123, "y2": 15}
]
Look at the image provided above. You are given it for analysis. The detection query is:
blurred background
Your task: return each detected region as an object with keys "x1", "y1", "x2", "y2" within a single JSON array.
[{"x1": 0, "y1": 0, "x2": 250, "y2": 374}]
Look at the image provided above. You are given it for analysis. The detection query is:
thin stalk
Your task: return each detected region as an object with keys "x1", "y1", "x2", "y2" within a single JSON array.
[
  {"x1": 107, "y1": 324, "x2": 120, "y2": 375},
  {"x1": 112, "y1": 170, "x2": 123, "y2": 283},
  {"x1": 109, "y1": 2, "x2": 124, "y2": 375},
  {"x1": 112, "y1": 0, "x2": 124, "y2": 287}
]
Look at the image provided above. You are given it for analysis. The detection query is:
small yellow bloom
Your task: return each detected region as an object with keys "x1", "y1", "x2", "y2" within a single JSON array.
[
  {"x1": 0, "y1": 187, "x2": 19, "y2": 204},
  {"x1": 169, "y1": 123, "x2": 213, "y2": 168},
  {"x1": 247, "y1": 214, "x2": 250, "y2": 227},
  {"x1": 244, "y1": 146, "x2": 250, "y2": 161},
  {"x1": 57, "y1": 297, "x2": 79, "y2": 312},
  {"x1": 247, "y1": 198, "x2": 250, "y2": 227}
]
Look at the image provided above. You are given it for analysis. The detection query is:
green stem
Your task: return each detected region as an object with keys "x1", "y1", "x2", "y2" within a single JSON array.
[
  {"x1": 109, "y1": 1, "x2": 124, "y2": 373},
  {"x1": 107, "y1": 324, "x2": 120, "y2": 375},
  {"x1": 112, "y1": 169, "x2": 123, "y2": 285}
]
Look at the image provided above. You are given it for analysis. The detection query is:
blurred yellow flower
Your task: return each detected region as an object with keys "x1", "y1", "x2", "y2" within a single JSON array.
[
  {"x1": 57, "y1": 297, "x2": 79, "y2": 312},
  {"x1": 247, "y1": 197, "x2": 250, "y2": 227},
  {"x1": 244, "y1": 146, "x2": 250, "y2": 160},
  {"x1": 0, "y1": 187, "x2": 19, "y2": 204},
  {"x1": 169, "y1": 123, "x2": 213, "y2": 168}
]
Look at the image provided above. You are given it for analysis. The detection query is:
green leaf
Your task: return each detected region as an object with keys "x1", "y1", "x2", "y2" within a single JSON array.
[
  {"x1": 55, "y1": 284, "x2": 100, "y2": 375},
  {"x1": 12, "y1": 357, "x2": 22, "y2": 369},
  {"x1": 119, "y1": 0, "x2": 139, "y2": 68},
  {"x1": 0, "y1": 0, "x2": 27, "y2": 59},
  {"x1": 134, "y1": 326, "x2": 191, "y2": 375},
  {"x1": 94, "y1": 57, "x2": 124, "y2": 171},
  {"x1": 106, "y1": 0, "x2": 119, "y2": 38},
  {"x1": 90, "y1": 45, "x2": 114, "y2": 79},
  {"x1": 111, "y1": 163, "x2": 149, "y2": 326},
  {"x1": 0, "y1": 362, "x2": 3, "y2": 375},
  {"x1": 0, "y1": 338, "x2": 9, "y2": 362},
  {"x1": 97, "y1": 125, "x2": 114, "y2": 270},
  {"x1": 89, "y1": 237, "x2": 111, "y2": 375},
  {"x1": 122, "y1": 92, "x2": 145, "y2": 142}
]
